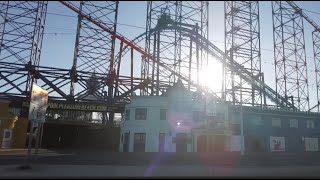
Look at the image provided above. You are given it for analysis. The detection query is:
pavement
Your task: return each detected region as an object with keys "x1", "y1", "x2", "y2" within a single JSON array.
[{"x1": 0, "y1": 148, "x2": 66, "y2": 156}]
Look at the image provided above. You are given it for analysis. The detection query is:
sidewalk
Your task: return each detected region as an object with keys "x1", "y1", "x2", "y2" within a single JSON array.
[
  {"x1": 0, "y1": 148, "x2": 72, "y2": 157},
  {"x1": 0, "y1": 149, "x2": 51, "y2": 154}
]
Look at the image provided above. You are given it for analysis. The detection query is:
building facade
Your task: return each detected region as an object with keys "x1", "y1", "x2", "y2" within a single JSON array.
[
  {"x1": 230, "y1": 106, "x2": 320, "y2": 153},
  {"x1": 0, "y1": 100, "x2": 28, "y2": 149},
  {"x1": 119, "y1": 80, "x2": 320, "y2": 153}
]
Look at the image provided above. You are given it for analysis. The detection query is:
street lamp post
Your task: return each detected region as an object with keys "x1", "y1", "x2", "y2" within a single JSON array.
[
  {"x1": 240, "y1": 76, "x2": 244, "y2": 155},
  {"x1": 240, "y1": 103, "x2": 244, "y2": 155}
]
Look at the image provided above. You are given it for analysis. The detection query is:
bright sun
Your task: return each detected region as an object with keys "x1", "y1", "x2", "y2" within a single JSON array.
[{"x1": 198, "y1": 61, "x2": 223, "y2": 93}]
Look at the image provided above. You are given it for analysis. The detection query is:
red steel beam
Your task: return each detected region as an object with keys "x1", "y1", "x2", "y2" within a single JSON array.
[{"x1": 58, "y1": 1, "x2": 216, "y2": 97}]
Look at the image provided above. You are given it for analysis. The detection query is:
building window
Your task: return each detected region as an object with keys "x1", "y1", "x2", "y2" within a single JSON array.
[
  {"x1": 304, "y1": 137, "x2": 319, "y2": 151},
  {"x1": 193, "y1": 111, "x2": 201, "y2": 121},
  {"x1": 125, "y1": 109, "x2": 130, "y2": 121},
  {"x1": 134, "y1": 133, "x2": 146, "y2": 152},
  {"x1": 252, "y1": 116, "x2": 263, "y2": 125},
  {"x1": 272, "y1": 118, "x2": 281, "y2": 127},
  {"x1": 135, "y1": 108, "x2": 147, "y2": 120},
  {"x1": 160, "y1": 109, "x2": 167, "y2": 120},
  {"x1": 159, "y1": 133, "x2": 165, "y2": 152},
  {"x1": 307, "y1": 120, "x2": 315, "y2": 129},
  {"x1": 289, "y1": 119, "x2": 298, "y2": 128},
  {"x1": 230, "y1": 114, "x2": 239, "y2": 124},
  {"x1": 216, "y1": 112, "x2": 225, "y2": 121}
]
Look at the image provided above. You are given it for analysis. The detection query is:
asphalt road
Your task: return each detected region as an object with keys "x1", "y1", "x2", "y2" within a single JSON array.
[
  {"x1": 2, "y1": 148, "x2": 320, "y2": 166},
  {"x1": 1, "y1": 149, "x2": 320, "y2": 177},
  {"x1": 1, "y1": 164, "x2": 320, "y2": 177}
]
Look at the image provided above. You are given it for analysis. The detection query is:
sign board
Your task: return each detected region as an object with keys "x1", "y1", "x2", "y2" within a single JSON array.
[
  {"x1": 28, "y1": 84, "x2": 48, "y2": 123},
  {"x1": 16, "y1": 100, "x2": 125, "y2": 113},
  {"x1": 1, "y1": 129, "x2": 12, "y2": 149}
]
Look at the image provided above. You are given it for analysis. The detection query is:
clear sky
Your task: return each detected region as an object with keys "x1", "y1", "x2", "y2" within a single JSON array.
[{"x1": 40, "y1": 1, "x2": 320, "y2": 109}]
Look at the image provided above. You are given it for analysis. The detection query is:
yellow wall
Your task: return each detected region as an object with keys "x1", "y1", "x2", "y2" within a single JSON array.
[{"x1": 0, "y1": 100, "x2": 28, "y2": 148}]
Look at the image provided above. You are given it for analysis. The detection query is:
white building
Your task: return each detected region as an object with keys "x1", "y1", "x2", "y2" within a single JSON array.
[{"x1": 119, "y1": 79, "x2": 237, "y2": 152}]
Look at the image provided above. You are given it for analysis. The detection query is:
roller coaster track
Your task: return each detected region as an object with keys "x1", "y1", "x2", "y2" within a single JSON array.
[
  {"x1": 286, "y1": 1, "x2": 320, "y2": 32},
  {"x1": 59, "y1": 1, "x2": 295, "y2": 109},
  {"x1": 155, "y1": 23, "x2": 294, "y2": 109},
  {"x1": 59, "y1": 1, "x2": 221, "y2": 101}
]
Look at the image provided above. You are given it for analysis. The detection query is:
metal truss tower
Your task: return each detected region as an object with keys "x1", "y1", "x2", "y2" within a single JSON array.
[
  {"x1": 142, "y1": 1, "x2": 209, "y2": 96},
  {"x1": 0, "y1": 1, "x2": 47, "y2": 96},
  {"x1": 70, "y1": 1, "x2": 119, "y2": 123},
  {"x1": 272, "y1": 1, "x2": 309, "y2": 111},
  {"x1": 224, "y1": 1, "x2": 264, "y2": 107},
  {"x1": 313, "y1": 31, "x2": 320, "y2": 112},
  {"x1": 71, "y1": 1, "x2": 119, "y2": 101}
]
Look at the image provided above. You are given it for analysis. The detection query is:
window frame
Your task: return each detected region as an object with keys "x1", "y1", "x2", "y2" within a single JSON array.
[
  {"x1": 160, "y1": 109, "x2": 167, "y2": 120},
  {"x1": 289, "y1": 119, "x2": 298, "y2": 128},
  {"x1": 193, "y1": 111, "x2": 200, "y2": 122},
  {"x1": 135, "y1": 108, "x2": 147, "y2": 120},
  {"x1": 125, "y1": 109, "x2": 130, "y2": 121},
  {"x1": 252, "y1": 116, "x2": 263, "y2": 126},
  {"x1": 306, "y1": 120, "x2": 315, "y2": 129},
  {"x1": 271, "y1": 117, "x2": 281, "y2": 127}
]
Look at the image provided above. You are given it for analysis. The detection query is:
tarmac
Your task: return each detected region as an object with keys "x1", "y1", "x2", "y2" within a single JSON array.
[
  {"x1": 2, "y1": 164, "x2": 320, "y2": 177},
  {"x1": 1, "y1": 148, "x2": 320, "y2": 177}
]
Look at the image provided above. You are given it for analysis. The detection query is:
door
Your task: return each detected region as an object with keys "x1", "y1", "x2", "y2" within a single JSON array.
[
  {"x1": 134, "y1": 133, "x2": 146, "y2": 152},
  {"x1": 123, "y1": 133, "x2": 130, "y2": 152},
  {"x1": 175, "y1": 133, "x2": 188, "y2": 152},
  {"x1": 159, "y1": 133, "x2": 165, "y2": 152},
  {"x1": 197, "y1": 135, "x2": 207, "y2": 152},
  {"x1": 213, "y1": 135, "x2": 225, "y2": 152}
]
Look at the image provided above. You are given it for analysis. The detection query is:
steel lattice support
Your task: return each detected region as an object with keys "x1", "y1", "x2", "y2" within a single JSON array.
[
  {"x1": 142, "y1": 1, "x2": 209, "y2": 96},
  {"x1": 272, "y1": 1, "x2": 309, "y2": 110},
  {"x1": 0, "y1": 1, "x2": 47, "y2": 94},
  {"x1": 224, "y1": 1, "x2": 263, "y2": 107},
  {"x1": 313, "y1": 30, "x2": 320, "y2": 112},
  {"x1": 0, "y1": 62, "x2": 143, "y2": 103},
  {"x1": 70, "y1": 1, "x2": 118, "y2": 98},
  {"x1": 70, "y1": 1, "x2": 119, "y2": 123}
]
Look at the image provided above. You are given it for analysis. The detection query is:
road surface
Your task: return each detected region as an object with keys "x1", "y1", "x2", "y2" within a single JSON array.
[
  {"x1": 1, "y1": 164, "x2": 320, "y2": 177},
  {"x1": 1, "y1": 149, "x2": 320, "y2": 177}
]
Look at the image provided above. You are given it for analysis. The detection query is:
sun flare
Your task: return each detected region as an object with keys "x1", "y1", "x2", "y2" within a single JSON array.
[{"x1": 198, "y1": 62, "x2": 223, "y2": 92}]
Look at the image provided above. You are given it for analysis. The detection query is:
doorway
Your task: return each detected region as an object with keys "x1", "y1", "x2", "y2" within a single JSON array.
[
  {"x1": 175, "y1": 133, "x2": 188, "y2": 152},
  {"x1": 196, "y1": 134, "x2": 226, "y2": 152},
  {"x1": 197, "y1": 135, "x2": 207, "y2": 152},
  {"x1": 133, "y1": 133, "x2": 146, "y2": 152},
  {"x1": 123, "y1": 133, "x2": 130, "y2": 152}
]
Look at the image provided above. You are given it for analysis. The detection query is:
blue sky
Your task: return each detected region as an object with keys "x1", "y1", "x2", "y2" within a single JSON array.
[{"x1": 40, "y1": 1, "x2": 320, "y2": 109}]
